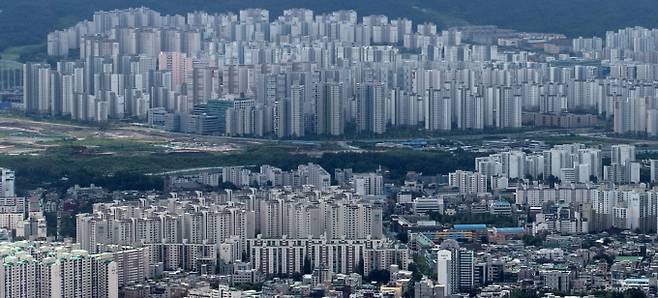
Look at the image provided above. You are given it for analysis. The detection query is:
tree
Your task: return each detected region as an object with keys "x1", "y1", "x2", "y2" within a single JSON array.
[
  {"x1": 546, "y1": 175, "x2": 561, "y2": 188},
  {"x1": 355, "y1": 256, "x2": 365, "y2": 276},
  {"x1": 581, "y1": 239, "x2": 596, "y2": 249},
  {"x1": 303, "y1": 255, "x2": 312, "y2": 274},
  {"x1": 396, "y1": 230, "x2": 409, "y2": 243},
  {"x1": 59, "y1": 214, "x2": 77, "y2": 238},
  {"x1": 219, "y1": 182, "x2": 239, "y2": 190},
  {"x1": 622, "y1": 289, "x2": 646, "y2": 298},
  {"x1": 593, "y1": 253, "x2": 615, "y2": 265},
  {"x1": 291, "y1": 272, "x2": 304, "y2": 281},
  {"x1": 366, "y1": 269, "x2": 390, "y2": 284},
  {"x1": 595, "y1": 289, "x2": 647, "y2": 298},
  {"x1": 509, "y1": 289, "x2": 540, "y2": 298},
  {"x1": 403, "y1": 281, "x2": 415, "y2": 298},
  {"x1": 522, "y1": 235, "x2": 543, "y2": 247},
  {"x1": 412, "y1": 254, "x2": 435, "y2": 279},
  {"x1": 407, "y1": 262, "x2": 423, "y2": 282}
]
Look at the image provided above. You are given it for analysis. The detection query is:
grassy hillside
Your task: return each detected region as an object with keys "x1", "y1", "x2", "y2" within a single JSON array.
[
  {"x1": 0, "y1": 139, "x2": 481, "y2": 192},
  {"x1": 2, "y1": 0, "x2": 658, "y2": 52}
]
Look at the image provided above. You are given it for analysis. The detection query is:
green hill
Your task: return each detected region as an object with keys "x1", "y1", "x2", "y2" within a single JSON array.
[{"x1": 2, "y1": 0, "x2": 658, "y2": 51}]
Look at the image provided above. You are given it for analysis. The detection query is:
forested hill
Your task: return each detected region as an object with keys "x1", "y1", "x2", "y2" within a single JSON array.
[{"x1": 2, "y1": 0, "x2": 658, "y2": 51}]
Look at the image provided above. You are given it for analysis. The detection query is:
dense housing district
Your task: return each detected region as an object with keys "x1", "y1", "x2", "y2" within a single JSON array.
[{"x1": 3, "y1": 6, "x2": 658, "y2": 298}]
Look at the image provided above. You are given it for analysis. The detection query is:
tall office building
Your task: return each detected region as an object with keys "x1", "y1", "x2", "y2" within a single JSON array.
[
  {"x1": 436, "y1": 241, "x2": 475, "y2": 295},
  {"x1": 590, "y1": 187, "x2": 658, "y2": 233},
  {"x1": 578, "y1": 148, "x2": 603, "y2": 181},
  {"x1": 225, "y1": 99, "x2": 262, "y2": 136},
  {"x1": 158, "y1": 52, "x2": 193, "y2": 91},
  {"x1": 353, "y1": 173, "x2": 385, "y2": 196},
  {"x1": 289, "y1": 84, "x2": 305, "y2": 137},
  {"x1": 23, "y1": 63, "x2": 52, "y2": 114},
  {"x1": 605, "y1": 144, "x2": 640, "y2": 184},
  {"x1": 0, "y1": 60, "x2": 23, "y2": 91},
  {"x1": 449, "y1": 170, "x2": 487, "y2": 194},
  {"x1": 462, "y1": 94, "x2": 484, "y2": 129},
  {"x1": 651, "y1": 160, "x2": 658, "y2": 184},
  {"x1": 274, "y1": 98, "x2": 289, "y2": 138},
  {"x1": 0, "y1": 168, "x2": 15, "y2": 197},
  {"x1": 356, "y1": 82, "x2": 387, "y2": 134},
  {"x1": 206, "y1": 99, "x2": 233, "y2": 134},
  {"x1": 456, "y1": 248, "x2": 475, "y2": 293},
  {"x1": 436, "y1": 249, "x2": 453, "y2": 296},
  {"x1": 425, "y1": 89, "x2": 451, "y2": 131},
  {"x1": 497, "y1": 87, "x2": 522, "y2": 128},
  {"x1": 613, "y1": 97, "x2": 648, "y2": 135},
  {"x1": 611, "y1": 144, "x2": 636, "y2": 165},
  {"x1": 315, "y1": 82, "x2": 344, "y2": 136}
]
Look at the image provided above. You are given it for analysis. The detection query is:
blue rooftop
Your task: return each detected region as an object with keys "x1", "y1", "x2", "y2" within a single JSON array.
[
  {"x1": 495, "y1": 227, "x2": 525, "y2": 234},
  {"x1": 492, "y1": 200, "x2": 511, "y2": 206},
  {"x1": 452, "y1": 224, "x2": 488, "y2": 231}
]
